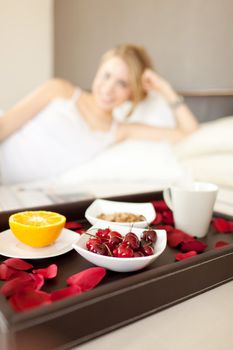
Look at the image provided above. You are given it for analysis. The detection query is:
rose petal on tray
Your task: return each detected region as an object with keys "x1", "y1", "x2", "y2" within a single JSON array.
[
  {"x1": 75, "y1": 228, "x2": 85, "y2": 234},
  {"x1": 32, "y1": 264, "x2": 58, "y2": 279},
  {"x1": 152, "y1": 200, "x2": 169, "y2": 212},
  {"x1": 30, "y1": 273, "x2": 45, "y2": 290},
  {"x1": 4, "y1": 258, "x2": 33, "y2": 270},
  {"x1": 9, "y1": 270, "x2": 30, "y2": 280},
  {"x1": 167, "y1": 229, "x2": 195, "y2": 248},
  {"x1": 151, "y1": 212, "x2": 163, "y2": 225},
  {"x1": 175, "y1": 251, "x2": 197, "y2": 261},
  {"x1": 161, "y1": 210, "x2": 174, "y2": 225},
  {"x1": 67, "y1": 267, "x2": 106, "y2": 292},
  {"x1": 212, "y1": 218, "x2": 233, "y2": 233},
  {"x1": 0, "y1": 264, "x2": 16, "y2": 281},
  {"x1": 10, "y1": 289, "x2": 51, "y2": 312},
  {"x1": 215, "y1": 240, "x2": 230, "y2": 249},
  {"x1": 1, "y1": 275, "x2": 34, "y2": 297},
  {"x1": 51, "y1": 285, "x2": 82, "y2": 302},
  {"x1": 1, "y1": 272, "x2": 45, "y2": 298},
  {"x1": 180, "y1": 240, "x2": 207, "y2": 253},
  {"x1": 65, "y1": 221, "x2": 83, "y2": 230}
]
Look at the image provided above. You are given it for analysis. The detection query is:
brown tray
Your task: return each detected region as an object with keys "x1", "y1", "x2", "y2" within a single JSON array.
[{"x1": 0, "y1": 191, "x2": 233, "y2": 350}]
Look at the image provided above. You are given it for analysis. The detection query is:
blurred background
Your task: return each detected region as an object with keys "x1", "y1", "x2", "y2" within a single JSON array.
[{"x1": 1, "y1": 0, "x2": 233, "y2": 110}]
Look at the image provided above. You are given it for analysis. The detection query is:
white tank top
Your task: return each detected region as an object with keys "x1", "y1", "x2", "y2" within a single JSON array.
[{"x1": 0, "y1": 89, "x2": 117, "y2": 184}]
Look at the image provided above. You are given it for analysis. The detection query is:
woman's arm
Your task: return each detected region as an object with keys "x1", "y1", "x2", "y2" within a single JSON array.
[
  {"x1": 116, "y1": 69, "x2": 199, "y2": 143},
  {"x1": 0, "y1": 79, "x2": 75, "y2": 141}
]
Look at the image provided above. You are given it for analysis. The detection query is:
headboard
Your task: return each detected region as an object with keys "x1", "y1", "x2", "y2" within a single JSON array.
[{"x1": 180, "y1": 90, "x2": 233, "y2": 122}]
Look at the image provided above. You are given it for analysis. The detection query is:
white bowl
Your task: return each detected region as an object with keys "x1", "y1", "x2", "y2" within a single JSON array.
[
  {"x1": 72, "y1": 222, "x2": 167, "y2": 273},
  {"x1": 85, "y1": 199, "x2": 156, "y2": 228}
]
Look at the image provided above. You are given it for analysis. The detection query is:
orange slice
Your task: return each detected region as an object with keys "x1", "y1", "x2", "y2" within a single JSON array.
[{"x1": 9, "y1": 211, "x2": 66, "y2": 247}]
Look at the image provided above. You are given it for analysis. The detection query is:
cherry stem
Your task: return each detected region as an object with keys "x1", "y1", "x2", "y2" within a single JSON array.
[
  {"x1": 103, "y1": 243, "x2": 113, "y2": 257},
  {"x1": 84, "y1": 230, "x2": 97, "y2": 238}
]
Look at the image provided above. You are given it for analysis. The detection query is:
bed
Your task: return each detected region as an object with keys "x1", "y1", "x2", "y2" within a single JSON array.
[
  {"x1": 0, "y1": 90, "x2": 233, "y2": 213},
  {"x1": 48, "y1": 90, "x2": 233, "y2": 202}
]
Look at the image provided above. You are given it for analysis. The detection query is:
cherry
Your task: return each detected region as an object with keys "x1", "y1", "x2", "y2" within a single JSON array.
[
  {"x1": 86, "y1": 226, "x2": 156, "y2": 258},
  {"x1": 123, "y1": 232, "x2": 140, "y2": 250},
  {"x1": 115, "y1": 243, "x2": 134, "y2": 258},
  {"x1": 113, "y1": 248, "x2": 119, "y2": 257},
  {"x1": 86, "y1": 238, "x2": 101, "y2": 250},
  {"x1": 107, "y1": 236, "x2": 122, "y2": 250},
  {"x1": 107, "y1": 231, "x2": 122, "y2": 239},
  {"x1": 134, "y1": 251, "x2": 145, "y2": 257},
  {"x1": 141, "y1": 244, "x2": 154, "y2": 256},
  {"x1": 96, "y1": 228, "x2": 111, "y2": 240},
  {"x1": 141, "y1": 229, "x2": 157, "y2": 243},
  {"x1": 88, "y1": 242, "x2": 108, "y2": 256}
]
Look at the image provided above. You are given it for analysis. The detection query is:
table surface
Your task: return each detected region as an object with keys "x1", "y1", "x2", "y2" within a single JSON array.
[{"x1": 73, "y1": 280, "x2": 233, "y2": 350}]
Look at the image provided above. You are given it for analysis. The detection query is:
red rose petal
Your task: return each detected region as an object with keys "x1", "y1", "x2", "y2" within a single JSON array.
[
  {"x1": 10, "y1": 289, "x2": 51, "y2": 312},
  {"x1": 180, "y1": 240, "x2": 207, "y2": 253},
  {"x1": 215, "y1": 240, "x2": 230, "y2": 249},
  {"x1": 30, "y1": 273, "x2": 45, "y2": 290},
  {"x1": 65, "y1": 221, "x2": 83, "y2": 229},
  {"x1": 212, "y1": 218, "x2": 233, "y2": 233},
  {"x1": 151, "y1": 212, "x2": 163, "y2": 225},
  {"x1": 152, "y1": 200, "x2": 169, "y2": 211},
  {"x1": 175, "y1": 251, "x2": 197, "y2": 261},
  {"x1": 1, "y1": 274, "x2": 34, "y2": 297},
  {"x1": 0, "y1": 264, "x2": 16, "y2": 280},
  {"x1": 167, "y1": 229, "x2": 195, "y2": 248},
  {"x1": 32, "y1": 264, "x2": 58, "y2": 279},
  {"x1": 75, "y1": 228, "x2": 85, "y2": 234},
  {"x1": 67, "y1": 267, "x2": 106, "y2": 292},
  {"x1": 4, "y1": 258, "x2": 33, "y2": 270},
  {"x1": 9, "y1": 270, "x2": 31, "y2": 280},
  {"x1": 161, "y1": 210, "x2": 174, "y2": 225},
  {"x1": 50, "y1": 285, "x2": 82, "y2": 302}
]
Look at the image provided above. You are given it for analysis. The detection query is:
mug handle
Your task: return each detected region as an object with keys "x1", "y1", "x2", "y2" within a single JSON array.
[{"x1": 163, "y1": 188, "x2": 173, "y2": 210}]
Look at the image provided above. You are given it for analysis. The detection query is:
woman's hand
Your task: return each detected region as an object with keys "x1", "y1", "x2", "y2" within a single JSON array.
[{"x1": 142, "y1": 69, "x2": 179, "y2": 103}]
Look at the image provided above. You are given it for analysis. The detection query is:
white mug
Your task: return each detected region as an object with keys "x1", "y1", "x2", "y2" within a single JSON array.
[{"x1": 163, "y1": 182, "x2": 218, "y2": 238}]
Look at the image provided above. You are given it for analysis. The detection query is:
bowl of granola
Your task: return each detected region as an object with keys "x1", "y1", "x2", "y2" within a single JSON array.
[{"x1": 85, "y1": 199, "x2": 156, "y2": 228}]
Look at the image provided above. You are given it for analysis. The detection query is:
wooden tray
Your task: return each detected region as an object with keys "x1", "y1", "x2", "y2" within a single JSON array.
[{"x1": 0, "y1": 191, "x2": 233, "y2": 350}]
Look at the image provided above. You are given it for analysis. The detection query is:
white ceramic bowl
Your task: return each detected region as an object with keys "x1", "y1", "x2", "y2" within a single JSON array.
[
  {"x1": 72, "y1": 222, "x2": 167, "y2": 273},
  {"x1": 85, "y1": 199, "x2": 156, "y2": 228}
]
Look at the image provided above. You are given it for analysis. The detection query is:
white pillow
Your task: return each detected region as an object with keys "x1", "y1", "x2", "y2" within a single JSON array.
[
  {"x1": 113, "y1": 91, "x2": 176, "y2": 128},
  {"x1": 174, "y1": 116, "x2": 233, "y2": 159},
  {"x1": 180, "y1": 153, "x2": 233, "y2": 188}
]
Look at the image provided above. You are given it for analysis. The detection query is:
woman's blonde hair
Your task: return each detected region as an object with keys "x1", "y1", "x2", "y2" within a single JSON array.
[{"x1": 100, "y1": 44, "x2": 154, "y2": 114}]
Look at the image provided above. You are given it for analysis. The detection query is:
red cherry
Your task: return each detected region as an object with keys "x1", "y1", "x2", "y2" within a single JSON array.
[
  {"x1": 123, "y1": 232, "x2": 140, "y2": 250},
  {"x1": 134, "y1": 251, "x2": 145, "y2": 257},
  {"x1": 86, "y1": 238, "x2": 101, "y2": 250},
  {"x1": 107, "y1": 231, "x2": 122, "y2": 239},
  {"x1": 107, "y1": 236, "x2": 122, "y2": 250},
  {"x1": 141, "y1": 244, "x2": 154, "y2": 256},
  {"x1": 96, "y1": 228, "x2": 111, "y2": 240},
  {"x1": 141, "y1": 229, "x2": 157, "y2": 243},
  {"x1": 113, "y1": 248, "x2": 119, "y2": 257},
  {"x1": 88, "y1": 242, "x2": 108, "y2": 256},
  {"x1": 115, "y1": 243, "x2": 134, "y2": 258}
]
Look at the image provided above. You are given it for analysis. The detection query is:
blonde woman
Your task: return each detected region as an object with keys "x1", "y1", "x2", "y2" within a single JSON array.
[{"x1": 0, "y1": 44, "x2": 198, "y2": 184}]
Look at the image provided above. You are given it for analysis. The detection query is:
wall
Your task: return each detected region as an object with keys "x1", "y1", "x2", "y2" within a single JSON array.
[
  {"x1": 54, "y1": 0, "x2": 233, "y2": 91},
  {"x1": 0, "y1": 0, "x2": 53, "y2": 110}
]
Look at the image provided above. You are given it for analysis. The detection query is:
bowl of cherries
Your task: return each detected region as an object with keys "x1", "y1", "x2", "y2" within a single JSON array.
[{"x1": 72, "y1": 222, "x2": 167, "y2": 272}]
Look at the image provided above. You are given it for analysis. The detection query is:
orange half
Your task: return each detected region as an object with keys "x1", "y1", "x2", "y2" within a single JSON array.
[{"x1": 9, "y1": 211, "x2": 66, "y2": 247}]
